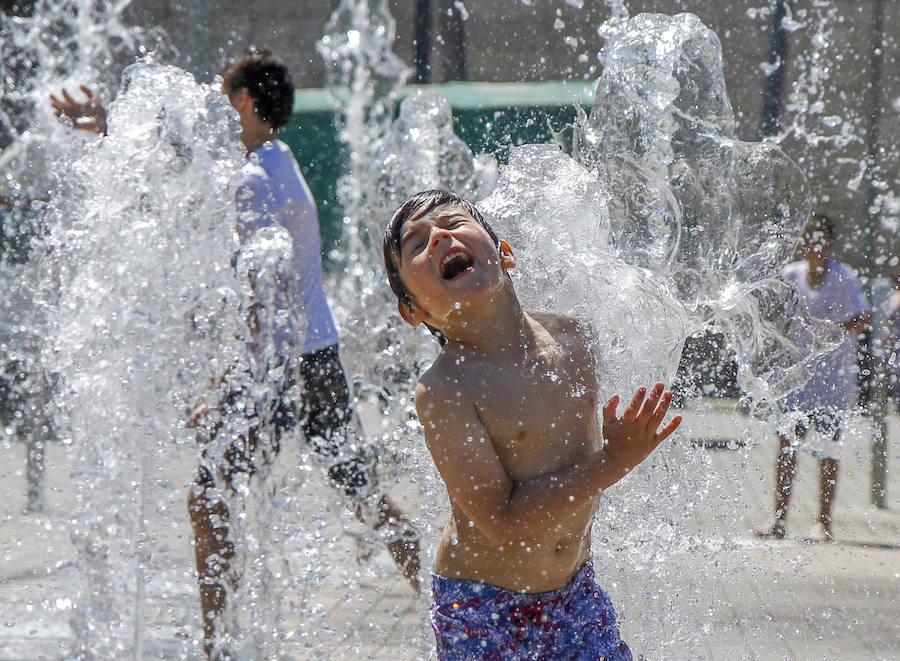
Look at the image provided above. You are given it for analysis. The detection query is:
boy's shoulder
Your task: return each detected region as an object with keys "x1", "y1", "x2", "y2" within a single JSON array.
[
  {"x1": 417, "y1": 345, "x2": 473, "y2": 397},
  {"x1": 413, "y1": 351, "x2": 480, "y2": 440},
  {"x1": 828, "y1": 259, "x2": 860, "y2": 281},
  {"x1": 417, "y1": 311, "x2": 592, "y2": 391},
  {"x1": 238, "y1": 158, "x2": 274, "y2": 199},
  {"x1": 528, "y1": 310, "x2": 594, "y2": 349},
  {"x1": 529, "y1": 309, "x2": 583, "y2": 331}
]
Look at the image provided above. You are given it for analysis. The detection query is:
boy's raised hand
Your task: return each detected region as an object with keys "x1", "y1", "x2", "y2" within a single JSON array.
[
  {"x1": 50, "y1": 85, "x2": 108, "y2": 135},
  {"x1": 601, "y1": 383, "x2": 681, "y2": 470}
]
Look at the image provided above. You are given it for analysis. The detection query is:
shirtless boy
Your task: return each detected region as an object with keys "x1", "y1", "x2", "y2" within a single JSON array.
[{"x1": 383, "y1": 190, "x2": 682, "y2": 659}]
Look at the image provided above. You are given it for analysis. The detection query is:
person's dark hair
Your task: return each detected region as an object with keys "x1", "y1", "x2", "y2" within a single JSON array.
[
  {"x1": 221, "y1": 51, "x2": 294, "y2": 130},
  {"x1": 809, "y1": 212, "x2": 836, "y2": 241},
  {"x1": 383, "y1": 189, "x2": 499, "y2": 307}
]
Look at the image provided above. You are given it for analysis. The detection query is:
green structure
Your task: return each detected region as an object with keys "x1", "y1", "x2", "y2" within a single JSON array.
[{"x1": 279, "y1": 80, "x2": 595, "y2": 266}]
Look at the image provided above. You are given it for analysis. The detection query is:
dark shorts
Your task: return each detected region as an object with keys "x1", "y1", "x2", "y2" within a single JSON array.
[
  {"x1": 196, "y1": 344, "x2": 377, "y2": 497},
  {"x1": 776, "y1": 406, "x2": 844, "y2": 460},
  {"x1": 777, "y1": 407, "x2": 841, "y2": 443},
  {"x1": 430, "y1": 561, "x2": 632, "y2": 661}
]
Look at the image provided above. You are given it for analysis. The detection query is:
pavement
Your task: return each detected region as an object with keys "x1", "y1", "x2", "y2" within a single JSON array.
[{"x1": 1, "y1": 400, "x2": 898, "y2": 660}]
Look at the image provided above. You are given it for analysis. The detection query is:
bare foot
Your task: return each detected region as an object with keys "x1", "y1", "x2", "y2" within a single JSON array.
[
  {"x1": 751, "y1": 520, "x2": 786, "y2": 539},
  {"x1": 802, "y1": 522, "x2": 833, "y2": 544}
]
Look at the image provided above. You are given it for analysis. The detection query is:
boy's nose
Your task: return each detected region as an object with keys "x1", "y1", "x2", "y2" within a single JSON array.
[{"x1": 428, "y1": 226, "x2": 453, "y2": 250}]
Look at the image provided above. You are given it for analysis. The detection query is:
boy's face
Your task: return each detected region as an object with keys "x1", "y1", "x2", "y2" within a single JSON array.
[
  {"x1": 222, "y1": 83, "x2": 253, "y2": 133},
  {"x1": 393, "y1": 203, "x2": 514, "y2": 328},
  {"x1": 798, "y1": 221, "x2": 831, "y2": 260}
]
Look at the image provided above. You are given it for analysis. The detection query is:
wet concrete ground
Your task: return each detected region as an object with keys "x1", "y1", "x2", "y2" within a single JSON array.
[{"x1": 1, "y1": 403, "x2": 898, "y2": 660}]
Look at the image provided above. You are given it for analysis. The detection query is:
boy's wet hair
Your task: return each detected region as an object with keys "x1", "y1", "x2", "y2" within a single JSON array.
[
  {"x1": 382, "y1": 189, "x2": 499, "y2": 307},
  {"x1": 221, "y1": 50, "x2": 294, "y2": 130}
]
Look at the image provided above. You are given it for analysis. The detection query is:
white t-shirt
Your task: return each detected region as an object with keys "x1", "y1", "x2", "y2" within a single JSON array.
[
  {"x1": 236, "y1": 139, "x2": 338, "y2": 356},
  {"x1": 781, "y1": 258, "x2": 869, "y2": 411}
]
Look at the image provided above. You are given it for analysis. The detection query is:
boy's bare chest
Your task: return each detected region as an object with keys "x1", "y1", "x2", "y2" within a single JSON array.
[{"x1": 471, "y1": 354, "x2": 598, "y2": 480}]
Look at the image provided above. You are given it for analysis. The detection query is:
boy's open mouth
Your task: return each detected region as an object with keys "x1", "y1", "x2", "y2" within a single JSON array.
[{"x1": 440, "y1": 251, "x2": 473, "y2": 280}]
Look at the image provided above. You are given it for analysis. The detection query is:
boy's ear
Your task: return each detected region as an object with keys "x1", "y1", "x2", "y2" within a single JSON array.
[
  {"x1": 499, "y1": 240, "x2": 516, "y2": 270},
  {"x1": 398, "y1": 299, "x2": 425, "y2": 327},
  {"x1": 231, "y1": 88, "x2": 253, "y2": 114}
]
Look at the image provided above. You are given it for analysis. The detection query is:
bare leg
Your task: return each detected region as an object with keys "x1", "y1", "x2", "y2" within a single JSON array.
[
  {"x1": 188, "y1": 484, "x2": 235, "y2": 658},
  {"x1": 299, "y1": 348, "x2": 422, "y2": 593},
  {"x1": 371, "y1": 495, "x2": 422, "y2": 594},
  {"x1": 25, "y1": 428, "x2": 46, "y2": 512},
  {"x1": 804, "y1": 458, "x2": 838, "y2": 543},
  {"x1": 753, "y1": 434, "x2": 795, "y2": 538}
]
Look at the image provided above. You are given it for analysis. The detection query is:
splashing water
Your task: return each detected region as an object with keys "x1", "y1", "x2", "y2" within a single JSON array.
[
  {"x1": 0, "y1": 0, "x2": 171, "y2": 199},
  {"x1": 317, "y1": 0, "x2": 410, "y2": 272},
  {"x1": 1, "y1": 0, "x2": 373, "y2": 655},
  {"x1": 323, "y1": 5, "x2": 858, "y2": 659},
  {"x1": 2, "y1": 0, "x2": 892, "y2": 659},
  {"x1": 370, "y1": 89, "x2": 498, "y2": 224},
  {"x1": 316, "y1": 1, "x2": 426, "y2": 450},
  {"x1": 480, "y1": 144, "x2": 690, "y2": 396},
  {"x1": 32, "y1": 61, "x2": 253, "y2": 659},
  {"x1": 27, "y1": 60, "x2": 326, "y2": 658},
  {"x1": 0, "y1": 1, "x2": 171, "y2": 516},
  {"x1": 571, "y1": 11, "x2": 816, "y2": 402}
]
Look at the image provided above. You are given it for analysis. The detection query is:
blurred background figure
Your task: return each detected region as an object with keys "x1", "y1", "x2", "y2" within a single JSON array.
[
  {"x1": 50, "y1": 51, "x2": 421, "y2": 658},
  {"x1": 753, "y1": 212, "x2": 871, "y2": 544}
]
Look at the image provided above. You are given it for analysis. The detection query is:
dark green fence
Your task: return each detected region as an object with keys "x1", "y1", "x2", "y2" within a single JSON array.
[{"x1": 279, "y1": 80, "x2": 594, "y2": 266}]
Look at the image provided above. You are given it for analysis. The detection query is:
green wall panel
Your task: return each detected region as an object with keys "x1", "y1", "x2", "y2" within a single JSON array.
[{"x1": 279, "y1": 81, "x2": 593, "y2": 267}]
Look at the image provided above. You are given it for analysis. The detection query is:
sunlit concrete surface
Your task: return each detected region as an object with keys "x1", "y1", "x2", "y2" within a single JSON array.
[{"x1": 1, "y1": 405, "x2": 898, "y2": 659}]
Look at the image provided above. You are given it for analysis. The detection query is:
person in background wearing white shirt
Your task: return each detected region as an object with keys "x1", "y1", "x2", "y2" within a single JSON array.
[{"x1": 753, "y1": 213, "x2": 871, "y2": 544}]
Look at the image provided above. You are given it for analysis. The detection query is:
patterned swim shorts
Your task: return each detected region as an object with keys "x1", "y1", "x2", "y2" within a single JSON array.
[{"x1": 430, "y1": 561, "x2": 632, "y2": 661}]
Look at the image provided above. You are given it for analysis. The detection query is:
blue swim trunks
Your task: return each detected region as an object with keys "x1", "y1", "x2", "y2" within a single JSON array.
[{"x1": 430, "y1": 561, "x2": 632, "y2": 661}]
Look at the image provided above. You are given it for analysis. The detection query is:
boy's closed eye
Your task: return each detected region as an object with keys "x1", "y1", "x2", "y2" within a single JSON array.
[
  {"x1": 400, "y1": 212, "x2": 473, "y2": 260},
  {"x1": 401, "y1": 234, "x2": 425, "y2": 261},
  {"x1": 402, "y1": 222, "x2": 450, "y2": 259}
]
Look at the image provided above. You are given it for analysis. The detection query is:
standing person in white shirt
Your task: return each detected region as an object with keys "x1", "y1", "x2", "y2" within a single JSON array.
[
  {"x1": 753, "y1": 213, "x2": 871, "y2": 544},
  {"x1": 197, "y1": 53, "x2": 420, "y2": 653},
  {"x1": 52, "y1": 53, "x2": 420, "y2": 657}
]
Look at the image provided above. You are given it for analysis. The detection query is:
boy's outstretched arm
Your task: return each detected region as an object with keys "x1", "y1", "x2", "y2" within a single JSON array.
[
  {"x1": 50, "y1": 86, "x2": 108, "y2": 135},
  {"x1": 417, "y1": 380, "x2": 680, "y2": 547}
]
